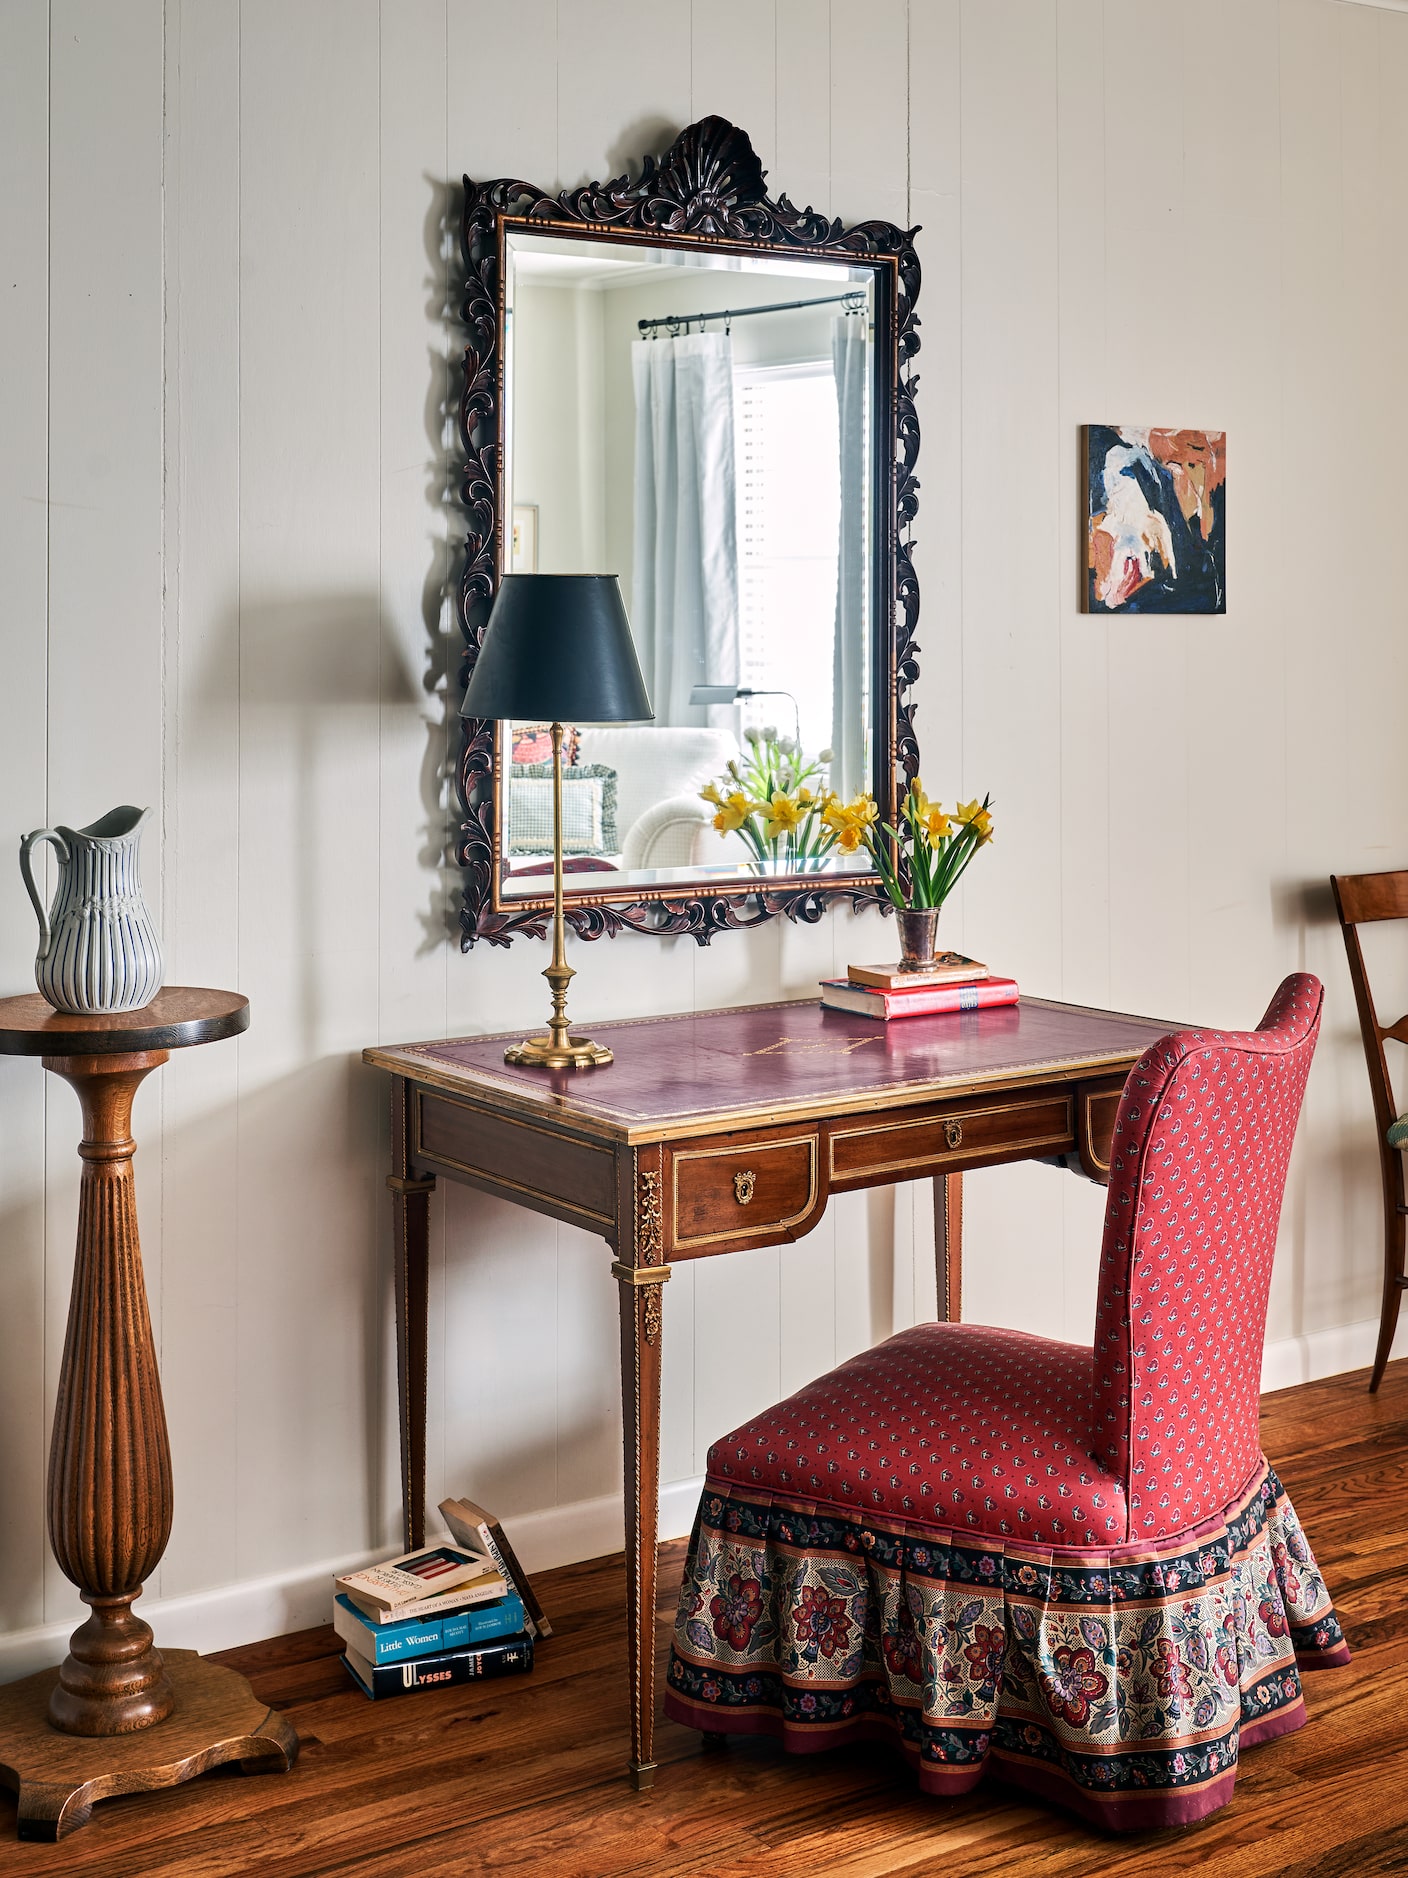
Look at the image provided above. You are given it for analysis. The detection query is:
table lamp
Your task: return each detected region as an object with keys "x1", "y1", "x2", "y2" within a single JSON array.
[{"x1": 462, "y1": 573, "x2": 653, "y2": 1069}]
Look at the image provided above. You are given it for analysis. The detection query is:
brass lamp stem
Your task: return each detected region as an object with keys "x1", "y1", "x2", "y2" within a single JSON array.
[{"x1": 504, "y1": 722, "x2": 613, "y2": 1070}]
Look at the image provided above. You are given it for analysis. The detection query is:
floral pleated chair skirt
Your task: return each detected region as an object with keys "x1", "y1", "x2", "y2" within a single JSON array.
[{"x1": 666, "y1": 1406, "x2": 1345, "y2": 1830}]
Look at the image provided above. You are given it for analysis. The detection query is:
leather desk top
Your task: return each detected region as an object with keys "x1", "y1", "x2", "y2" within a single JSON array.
[{"x1": 364, "y1": 996, "x2": 1176, "y2": 1145}]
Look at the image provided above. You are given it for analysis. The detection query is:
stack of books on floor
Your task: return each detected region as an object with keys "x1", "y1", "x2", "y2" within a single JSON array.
[
  {"x1": 334, "y1": 1495, "x2": 551, "y2": 1700},
  {"x1": 820, "y1": 952, "x2": 1020, "y2": 1021}
]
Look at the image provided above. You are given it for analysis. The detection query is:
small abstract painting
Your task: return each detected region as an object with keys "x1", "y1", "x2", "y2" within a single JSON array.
[{"x1": 1083, "y1": 425, "x2": 1226, "y2": 613}]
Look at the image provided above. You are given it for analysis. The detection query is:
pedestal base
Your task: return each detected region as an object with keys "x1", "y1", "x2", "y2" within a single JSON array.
[{"x1": 0, "y1": 1649, "x2": 298, "y2": 1841}]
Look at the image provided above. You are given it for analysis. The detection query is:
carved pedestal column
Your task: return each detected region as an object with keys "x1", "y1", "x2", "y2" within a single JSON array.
[
  {"x1": 45, "y1": 1052, "x2": 174, "y2": 1735},
  {"x1": 0, "y1": 990, "x2": 297, "y2": 1840}
]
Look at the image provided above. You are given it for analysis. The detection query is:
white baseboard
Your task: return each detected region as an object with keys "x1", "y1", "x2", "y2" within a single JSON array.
[
  {"x1": 1259, "y1": 1312, "x2": 1404, "y2": 1393},
  {"x1": 0, "y1": 1476, "x2": 707, "y2": 1688},
  {"x1": 4, "y1": 1316, "x2": 1400, "y2": 1686}
]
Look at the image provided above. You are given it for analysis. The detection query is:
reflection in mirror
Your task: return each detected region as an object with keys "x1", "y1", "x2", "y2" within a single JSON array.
[{"x1": 498, "y1": 232, "x2": 876, "y2": 899}]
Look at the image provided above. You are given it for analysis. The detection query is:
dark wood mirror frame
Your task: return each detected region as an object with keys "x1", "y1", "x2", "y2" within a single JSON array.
[{"x1": 456, "y1": 116, "x2": 921, "y2": 949}]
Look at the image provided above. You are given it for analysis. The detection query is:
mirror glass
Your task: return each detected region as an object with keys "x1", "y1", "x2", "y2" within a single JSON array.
[{"x1": 498, "y1": 229, "x2": 878, "y2": 899}]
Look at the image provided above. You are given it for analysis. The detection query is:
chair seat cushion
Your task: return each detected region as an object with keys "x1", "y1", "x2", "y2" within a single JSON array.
[{"x1": 707, "y1": 1322, "x2": 1128, "y2": 1546}]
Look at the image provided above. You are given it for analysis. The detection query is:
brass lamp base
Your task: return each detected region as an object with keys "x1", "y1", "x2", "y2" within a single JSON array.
[
  {"x1": 505, "y1": 723, "x2": 616, "y2": 1074},
  {"x1": 505, "y1": 1031, "x2": 613, "y2": 1070}
]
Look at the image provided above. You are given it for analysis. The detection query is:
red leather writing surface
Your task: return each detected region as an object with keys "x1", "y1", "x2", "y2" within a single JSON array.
[{"x1": 392, "y1": 998, "x2": 1173, "y2": 1130}]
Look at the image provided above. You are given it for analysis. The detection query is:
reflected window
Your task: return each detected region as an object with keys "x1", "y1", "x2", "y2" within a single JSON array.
[{"x1": 734, "y1": 362, "x2": 840, "y2": 757}]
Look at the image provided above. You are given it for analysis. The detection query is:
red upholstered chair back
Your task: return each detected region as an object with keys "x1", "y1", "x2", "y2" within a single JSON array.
[{"x1": 1091, "y1": 974, "x2": 1323, "y2": 1542}]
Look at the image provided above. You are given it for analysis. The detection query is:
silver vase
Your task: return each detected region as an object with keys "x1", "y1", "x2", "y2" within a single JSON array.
[{"x1": 895, "y1": 906, "x2": 939, "y2": 972}]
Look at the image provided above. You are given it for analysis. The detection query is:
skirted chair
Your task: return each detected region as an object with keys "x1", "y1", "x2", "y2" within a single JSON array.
[{"x1": 664, "y1": 975, "x2": 1350, "y2": 1831}]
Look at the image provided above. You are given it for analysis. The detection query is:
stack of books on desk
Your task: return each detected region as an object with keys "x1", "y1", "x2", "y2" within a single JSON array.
[
  {"x1": 820, "y1": 952, "x2": 1020, "y2": 1021},
  {"x1": 334, "y1": 1531, "x2": 538, "y2": 1700}
]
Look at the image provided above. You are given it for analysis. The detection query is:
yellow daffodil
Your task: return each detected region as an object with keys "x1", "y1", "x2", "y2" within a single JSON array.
[
  {"x1": 700, "y1": 781, "x2": 724, "y2": 807},
  {"x1": 954, "y1": 798, "x2": 994, "y2": 843},
  {"x1": 822, "y1": 792, "x2": 879, "y2": 853},
  {"x1": 760, "y1": 791, "x2": 805, "y2": 841},
  {"x1": 920, "y1": 802, "x2": 951, "y2": 844},
  {"x1": 712, "y1": 790, "x2": 757, "y2": 834}
]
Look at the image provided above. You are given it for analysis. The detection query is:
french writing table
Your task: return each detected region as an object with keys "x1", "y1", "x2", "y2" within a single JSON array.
[{"x1": 364, "y1": 994, "x2": 1172, "y2": 1787}]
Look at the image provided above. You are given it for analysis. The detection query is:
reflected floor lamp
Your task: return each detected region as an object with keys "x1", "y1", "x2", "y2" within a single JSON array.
[
  {"x1": 689, "y1": 683, "x2": 801, "y2": 751},
  {"x1": 462, "y1": 573, "x2": 653, "y2": 1070}
]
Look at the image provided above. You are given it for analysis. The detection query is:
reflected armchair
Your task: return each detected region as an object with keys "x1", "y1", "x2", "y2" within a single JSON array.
[{"x1": 665, "y1": 975, "x2": 1349, "y2": 1831}]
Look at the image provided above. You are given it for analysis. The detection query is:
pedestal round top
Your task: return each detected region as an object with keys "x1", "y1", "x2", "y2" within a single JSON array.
[{"x1": 0, "y1": 988, "x2": 249, "y2": 1057}]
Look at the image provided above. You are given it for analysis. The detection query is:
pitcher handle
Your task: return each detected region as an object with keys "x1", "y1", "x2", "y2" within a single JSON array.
[{"x1": 19, "y1": 828, "x2": 69, "y2": 962}]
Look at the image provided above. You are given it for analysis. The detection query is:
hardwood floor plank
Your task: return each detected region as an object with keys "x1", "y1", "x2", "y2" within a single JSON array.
[{"x1": 0, "y1": 1366, "x2": 1403, "y2": 1877}]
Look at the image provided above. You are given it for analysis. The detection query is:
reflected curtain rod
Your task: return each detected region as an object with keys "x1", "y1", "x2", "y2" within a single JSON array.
[{"x1": 637, "y1": 289, "x2": 865, "y2": 335}]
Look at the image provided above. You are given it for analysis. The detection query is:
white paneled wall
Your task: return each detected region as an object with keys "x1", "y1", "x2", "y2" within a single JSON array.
[{"x1": 1, "y1": 0, "x2": 1405, "y2": 1666}]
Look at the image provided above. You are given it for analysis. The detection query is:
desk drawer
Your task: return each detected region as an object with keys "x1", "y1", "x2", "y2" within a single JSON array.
[
  {"x1": 671, "y1": 1132, "x2": 819, "y2": 1249},
  {"x1": 829, "y1": 1093, "x2": 1074, "y2": 1184}
]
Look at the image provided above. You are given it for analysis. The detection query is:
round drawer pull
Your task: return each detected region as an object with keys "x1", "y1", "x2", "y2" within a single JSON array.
[
  {"x1": 944, "y1": 1120, "x2": 963, "y2": 1150},
  {"x1": 734, "y1": 1170, "x2": 756, "y2": 1205}
]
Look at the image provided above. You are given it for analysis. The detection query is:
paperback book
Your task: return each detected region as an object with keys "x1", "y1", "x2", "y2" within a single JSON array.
[
  {"x1": 335, "y1": 1544, "x2": 493, "y2": 1614},
  {"x1": 333, "y1": 1590, "x2": 526, "y2": 1666},
  {"x1": 820, "y1": 975, "x2": 1020, "y2": 1021},
  {"x1": 341, "y1": 1631, "x2": 534, "y2": 1700},
  {"x1": 440, "y1": 1496, "x2": 553, "y2": 1640}
]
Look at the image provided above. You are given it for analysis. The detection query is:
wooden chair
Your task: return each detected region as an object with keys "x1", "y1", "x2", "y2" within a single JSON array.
[
  {"x1": 1332, "y1": 869, "x2": 1408, "y2": 1391},
  {"x1": 665, "y1": 976, "x2": 1350, "y2": 1831}
]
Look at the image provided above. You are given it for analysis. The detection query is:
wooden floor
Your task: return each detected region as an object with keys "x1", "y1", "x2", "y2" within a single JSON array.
[{"x1": 1, "y1": 1361, "x2": 1405, "y2": 1877}]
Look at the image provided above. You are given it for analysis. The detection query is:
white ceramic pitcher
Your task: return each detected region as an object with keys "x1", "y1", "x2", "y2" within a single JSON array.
[{"x1": 19, "y1": 806, "x2": 163, "y2": 1013}]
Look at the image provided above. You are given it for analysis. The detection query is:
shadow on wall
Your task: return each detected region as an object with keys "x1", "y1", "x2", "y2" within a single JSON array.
[{"x1": 190, "y1": 593, "x2": 423, "y2": 1052}]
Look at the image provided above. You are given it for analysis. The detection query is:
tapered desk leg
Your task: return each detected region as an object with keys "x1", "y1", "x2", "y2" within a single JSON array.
[
  {"x1": 614, "y1": 1255, "x2": 669, "y2": 1790},
  {"x1": 934, "y1": 1172, "x2": 963, "y2": 1322},
  {"x1": 390, "y1": 1076, "x2": 434, "y2": 1551}
]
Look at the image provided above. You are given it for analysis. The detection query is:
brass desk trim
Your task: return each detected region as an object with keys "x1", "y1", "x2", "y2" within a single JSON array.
[
  {"x1": 670, "y1": 1134, "x2": 820, "y2": 1250},
  {"x1": 365, "y1": 995, "x2": 1168, "y2": 1146},
  {"x1": 410, "y1": 1091, "x2": 616, "y2": 1231},
  {"x1": 610, "y1": 1262, "x2": 673, "y2": 1286},
  {"x1": 827, "y1": 1095, "x2": 1075, "y2": 1183}
]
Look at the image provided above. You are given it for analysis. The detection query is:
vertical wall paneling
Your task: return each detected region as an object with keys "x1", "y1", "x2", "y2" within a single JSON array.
[
  {"x1": 44, "y1": 0, "x2": 167, "y2": 1622},
  {"x1": 235, "y1": 0, "x2": 384, "y2": 1580},
  {"x1": 160, "y1": 0, "x2": 244, "y2": 1598},
  {"x1": 376, "y1": 0, "x2": 453, "y2": 1548},
  {"x1": 3, "y1": 0, "x2": 1408, "y2": 1664},
  {"x1": 953, "y1": 0, "x2": 1067, "y2": 1340},
  {"x1": 0, "y1": 0, "x2": 51, "y2": 1635}
]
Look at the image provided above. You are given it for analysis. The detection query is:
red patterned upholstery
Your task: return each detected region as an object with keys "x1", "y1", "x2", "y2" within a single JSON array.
[
  {"x1": 1092, "y1": 973, "x2": 1323, "y2": 1539},
  {"x1": 709, "y1": 1324, "x2": 1125, "y2": 1544},
  {"x1": 671, "y1": 977, "x2": 1342, "y2": 1830},
  {"x1": 706, "y1": 973, "x2": 1322, "y2": 1552}
]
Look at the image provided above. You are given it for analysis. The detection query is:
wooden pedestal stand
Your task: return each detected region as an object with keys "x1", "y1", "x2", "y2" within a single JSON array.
[{"x1": 0, "y1": 990, "x2": 297, "y2": 1840}]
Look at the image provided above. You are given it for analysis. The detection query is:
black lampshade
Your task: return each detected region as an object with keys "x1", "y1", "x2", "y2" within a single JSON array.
[{"x1": 460, "y1": 574, "x2": 653, "y2": 724}]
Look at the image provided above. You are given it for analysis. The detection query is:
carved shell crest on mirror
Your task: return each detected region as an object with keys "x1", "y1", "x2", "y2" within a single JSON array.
[{"x1": 456, "y1": 117, "x2": 922, "y2": 949}]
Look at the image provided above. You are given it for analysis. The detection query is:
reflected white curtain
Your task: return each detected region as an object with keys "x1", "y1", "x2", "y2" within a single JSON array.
[
  {"x1": 831, "y1": 314, "x2": 868, "y2": 799},
  {"x1": 631, "y1": 332, "x2": 739, "y2": 727}
]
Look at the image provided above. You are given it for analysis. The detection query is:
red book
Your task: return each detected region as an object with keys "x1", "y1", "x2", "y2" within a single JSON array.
[{"x1": 819, "y1": 976, "x2": 1020, "y2": 1021}]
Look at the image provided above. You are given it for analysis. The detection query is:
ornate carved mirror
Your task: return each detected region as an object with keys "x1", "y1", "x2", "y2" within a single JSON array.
[{"x1": 457, "y1": 117, "x2": 920, "y2": 947}]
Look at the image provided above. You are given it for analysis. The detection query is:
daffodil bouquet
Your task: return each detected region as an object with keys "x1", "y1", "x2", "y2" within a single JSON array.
[
  {"x1": 865, "y1": 780, "x2": 995, "y2": 910},
  {"x1": 700, "y1": 729, "x2": 876, "y2": 871}
]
